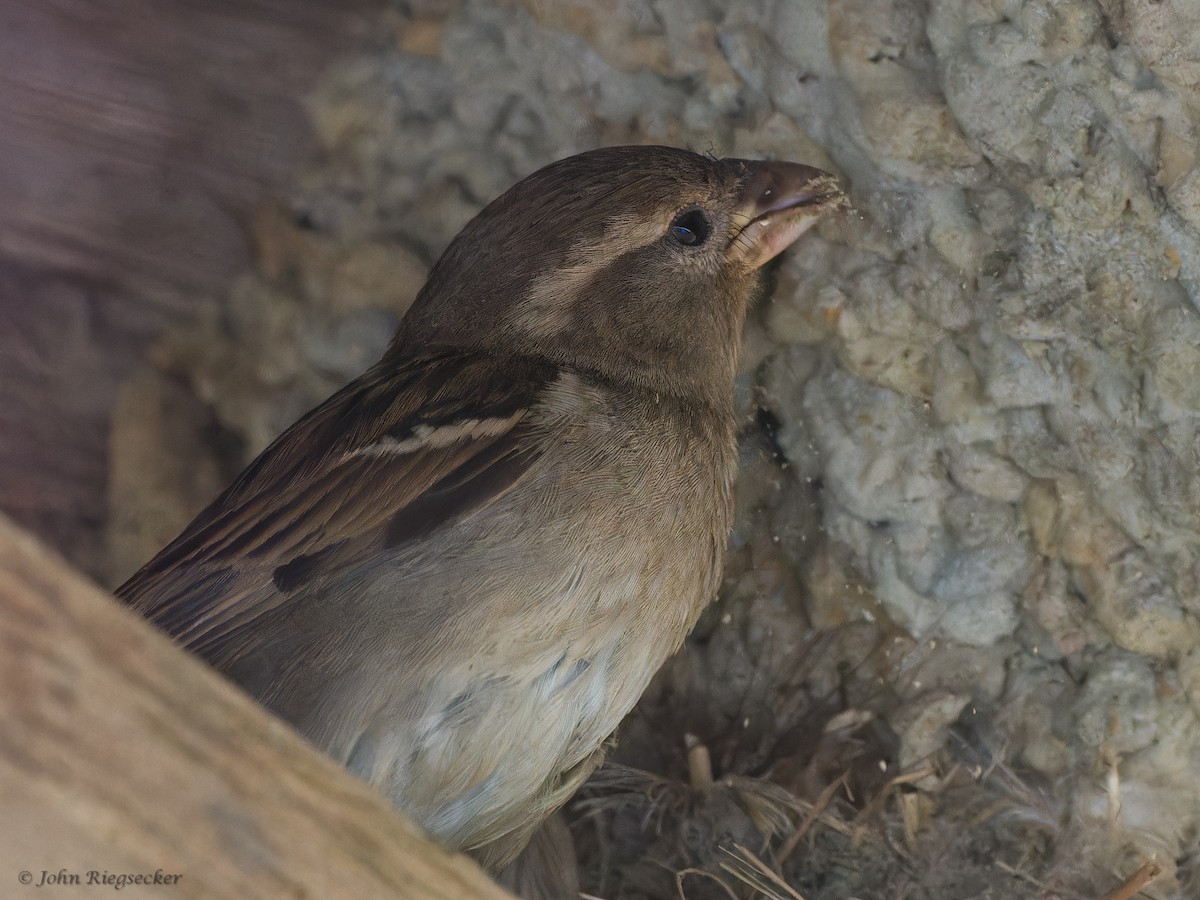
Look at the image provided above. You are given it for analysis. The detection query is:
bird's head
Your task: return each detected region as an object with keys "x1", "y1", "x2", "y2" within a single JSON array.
[{"x1": 391, "y1": 145, "x2": 844, "y2": 404}]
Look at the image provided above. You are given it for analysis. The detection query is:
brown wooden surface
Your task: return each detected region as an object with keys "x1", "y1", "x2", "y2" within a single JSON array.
[
  {"x1": 0, "y1": 0, "x2": 370, "y2": 577},
  {"x1": 0, "y1": 513, "x2": 513, "y2": 899}
]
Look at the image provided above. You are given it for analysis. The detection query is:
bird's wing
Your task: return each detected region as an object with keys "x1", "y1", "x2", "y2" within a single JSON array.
[{"x1": 116, "y1": 349, "x2": 557, "y2": 659}]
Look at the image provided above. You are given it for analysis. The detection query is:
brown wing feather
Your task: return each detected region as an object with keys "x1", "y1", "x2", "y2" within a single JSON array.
[{"x1": 116, "y1": 350, "x2": 556, "y2": 655}]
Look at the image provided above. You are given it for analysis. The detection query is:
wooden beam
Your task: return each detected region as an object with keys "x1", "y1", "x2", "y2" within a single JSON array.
[{"x1": 0, "y1": 514, "x2": 512, "y2": 899}]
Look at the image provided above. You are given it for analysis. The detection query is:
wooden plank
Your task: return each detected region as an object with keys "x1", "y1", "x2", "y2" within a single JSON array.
[{"x1": 0, "y1": 514, "x2": 512, "y2": 899}]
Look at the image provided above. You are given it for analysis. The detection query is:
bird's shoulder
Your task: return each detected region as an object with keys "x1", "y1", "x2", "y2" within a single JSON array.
[{"x1": 115, "y1": 348, "x2": 560, "y2": 653}]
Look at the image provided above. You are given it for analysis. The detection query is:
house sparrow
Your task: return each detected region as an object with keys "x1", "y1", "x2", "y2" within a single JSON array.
[{"x1": 117, "y1": 145, "x2": 843, "y2": 871}]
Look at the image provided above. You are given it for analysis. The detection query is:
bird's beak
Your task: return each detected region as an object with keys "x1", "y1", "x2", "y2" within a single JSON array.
[{"x1": 725, "y1": 160, "x2": 845, "y2": 269}]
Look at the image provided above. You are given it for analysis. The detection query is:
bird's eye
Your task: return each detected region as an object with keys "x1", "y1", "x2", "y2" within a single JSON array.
[{"x1": 668, "y1": 209, "x2": 710, "y2": 247}]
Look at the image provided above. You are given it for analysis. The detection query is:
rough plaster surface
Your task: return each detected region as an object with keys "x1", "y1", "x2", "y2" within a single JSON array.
[{"x1": 107, "y1": 1, "x2": 1200, "y2": 896}]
